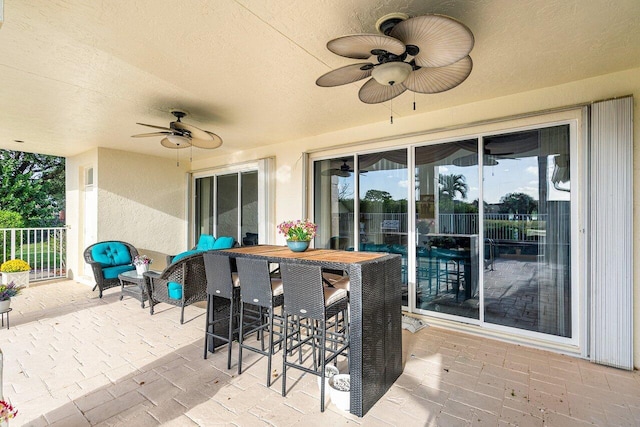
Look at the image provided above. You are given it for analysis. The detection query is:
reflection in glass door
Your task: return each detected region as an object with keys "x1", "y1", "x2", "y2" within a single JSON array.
[
  {"x1": 358, "y1": 150, "x2": 409, "y2": 305},
  {"x1": 482, "y1": 126, "x2": 572, "y2": 337},
  {"x1": 415, "y1": 140, "x2": 480, "y2": 320},
  {"x1": 313, "y1": 157, "x2": 356, "y2": 251},
  {"x1": 195, "y1": 171, "x2": 259, "y2": 245}
]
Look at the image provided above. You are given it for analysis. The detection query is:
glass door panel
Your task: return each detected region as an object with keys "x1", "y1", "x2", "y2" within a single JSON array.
[
  {"x1": 216, "y1": 174, "x2": 239, "y2": 239},
  {"x1": 195, "y1": 176, "x2": 214, "y2": 238},
  {"x1": 482, "y1": 126, "x2": 572, "y2": 337},
  {"x1": 313, "y1": 157, "x2": 356, "y2": 251},
  {"x1": 358, "y1": 150, "x2": 408, "y2": 305},
  {"x1": 241, "y1": 171, "x2": 259, "y2": 245},
  {"x1": 415, "y1": 140, "x2": 480, "y2": 319}
]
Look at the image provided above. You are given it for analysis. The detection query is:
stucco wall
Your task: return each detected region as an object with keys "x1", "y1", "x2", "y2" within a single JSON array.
[
  {"x1": 65, "y1": 148, "x2": 98, "y2": 281},
  {"x1": 191, "y1": 66, "x2": 640, "y2": 367},
  {"x1": 66, "y1": 148, "x2": 189, "y2": 281}
]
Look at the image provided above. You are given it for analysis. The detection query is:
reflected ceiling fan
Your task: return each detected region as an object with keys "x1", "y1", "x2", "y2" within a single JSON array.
[
  {"x1": 322, "y1": 159, "x2": 367, "y2": 177},
  {"x1": 132, "y1": 111, "x2": 222, "y2": 164},
  {"x1": 316, "y1": 13, "x2": 474, "y2": 106}
]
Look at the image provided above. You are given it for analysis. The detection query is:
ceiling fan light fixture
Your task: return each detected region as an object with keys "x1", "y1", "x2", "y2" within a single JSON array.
[
  {"x1": 165, "y1": 134, "x2": 190, "y2": 146},
  {"x1": 371, "y1": 61, "x2": 412, "y2": 86}
]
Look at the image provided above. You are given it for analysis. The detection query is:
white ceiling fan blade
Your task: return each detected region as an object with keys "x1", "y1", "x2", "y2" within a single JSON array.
[
  {"x1": 135, "y1": 122, "x2": 174, "y2": 131},
  {"x1": 390, "y1": 14, "x2": 474, "y2": 68},
  {"x1": 404, "y1": 56, "x2": 473, "y2": 93},
  {"x1": 191, "y1": 131, "x2": 223, "y2": 149},
  {"x1": 131, "y1": 131, "x2": 172, "y2": 138},
  {"x1": 358, "y1": 78, "x2": 406, "y2": 104},
  {"x1": 327, "y1": 34, "x2": 406, "y2": 59},
  {"x1": 316, "y1": 63, "x2": 373, "y2": 87}
]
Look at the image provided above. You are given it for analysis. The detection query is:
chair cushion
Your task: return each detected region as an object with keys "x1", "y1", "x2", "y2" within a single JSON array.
[
  {"x1": 232, "y1": 272, "x2": 241, "y2": 287},
  {"x1": 324, "y1": 287, "x2": 348, "y2": 306},
  {"x1": 270, "y1": 278, "x2": 284, "y2": 296},
  {"x1": 172, "y1": 249, "x2": 201, "y2": 264},
  {"x1": 168, "y1": 282, "x2": 183, "y2": 299},
  {"x1": 323, "y1": 273, "x2": 350, "y2": 292},
  {"x1": 91, "y1": 242, "x2": 132, "y2": 267},
  {"x1": 196, "y1": 234, "x2": 216, "y2": 251},
  {"x1": 212, "y1": 236, "x2": 235, "y2": 250},
  {"x1": 103, "y1": 264, "x2": 135, "y2": 279}
]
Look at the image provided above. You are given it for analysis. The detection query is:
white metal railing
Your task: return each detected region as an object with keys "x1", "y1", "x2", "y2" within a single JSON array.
[
  {"x1": 0, "y1": 227, "x2": 67, "y2": 281},
  {"x1": 336, "y1": 212, "x2": 547, "y2": 241}
]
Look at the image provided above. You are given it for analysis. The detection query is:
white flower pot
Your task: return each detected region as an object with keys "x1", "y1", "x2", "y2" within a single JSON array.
[
  {"x1": 317, "y1": 364, "x2": 339, "y2": 402},
  {"x1": 135, "y1": 264, "x2": 149, "y2": 275},
  {"x1": 2, "y1": 271, "x2": 29, "y2": 288},
  {"x1": 0, "y1": 299, "x2": 10, "y2": 312},
  {"x1": 329, "y1": 374, "x2": 350, "y2": 412}
]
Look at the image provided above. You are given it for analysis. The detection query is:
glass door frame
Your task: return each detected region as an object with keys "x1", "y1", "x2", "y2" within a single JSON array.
[
  {"x1": 308, "y1": 109, "x2": 585, "y2": 352},
  {"x1": 189, "y1": 158, "x2": 274, "y2": 248}
]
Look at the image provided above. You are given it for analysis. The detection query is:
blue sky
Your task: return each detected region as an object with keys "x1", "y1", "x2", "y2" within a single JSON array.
[{"x1": 351, "y1": 155, "x2": 569, "y2": 204}]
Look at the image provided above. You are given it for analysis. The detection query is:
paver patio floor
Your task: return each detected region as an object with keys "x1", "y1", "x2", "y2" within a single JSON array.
[{"x1": 1, "y1": 280, "x2": 640, "y2": 426}]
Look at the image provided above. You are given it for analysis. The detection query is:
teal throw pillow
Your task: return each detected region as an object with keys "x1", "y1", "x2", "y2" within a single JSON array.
[
  {"x1": 196, "y1": 234, "x2": 216, "y2": 251},
  {"x1": 212, "y1": 236, "x2": 235, "y2": 250}
]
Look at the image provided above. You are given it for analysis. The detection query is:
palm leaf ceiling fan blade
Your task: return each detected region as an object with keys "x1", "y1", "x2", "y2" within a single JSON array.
[
  {"x1": 358, "y1": 78, "x2": 406, "y2": 104},
  {"x1": 131, "y1": 131, "x2": 173, "y2": 138},
  {"x1": 316, "y1": 63, "x2": 374, "y2": 87},
  {"x1": 191, "y1": 131, "x2": 223, "y2": 149},
  {"x1": 132, "y1": 111, "x2": 223, "y2": 151},
  {"x1": 390, "y1": 14, "x2": 474, "y2": 68},
  {"x1": 403, "y1": 56, "x2": 473, "y2": 93},
  {"x1": 327, "y1": 34, "x2": 406, "y2": 59},
  {"x1": 135, "y1": 122, "x2": 174, "y2": 131},
  {"x1": 172, "y1": 121, "x2": 214, "y2": 141}
]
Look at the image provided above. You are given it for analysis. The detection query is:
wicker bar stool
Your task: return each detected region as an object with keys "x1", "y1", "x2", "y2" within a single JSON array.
[
  {"x1": 280, "y1": 262, "x2": 349, "y2": 412},
  {"x1": 235, "y1": 257, "x2": 285, "y2": 387},
  {"x1": 202, "y1": 253, "x2": 241, "y2": 369}
]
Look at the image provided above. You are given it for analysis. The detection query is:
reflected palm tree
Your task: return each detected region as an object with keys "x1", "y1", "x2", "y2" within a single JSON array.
[{"x1": 439, "y1": 173, "x2": 468, "y2": 201}]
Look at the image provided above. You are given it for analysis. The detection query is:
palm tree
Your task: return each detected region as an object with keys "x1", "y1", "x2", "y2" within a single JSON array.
[{"x1": 439, "y1": 173, "x2": 469, "y2": 201}]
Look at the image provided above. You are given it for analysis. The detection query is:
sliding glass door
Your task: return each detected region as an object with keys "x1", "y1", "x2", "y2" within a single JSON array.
[
  {"x1": 482, "y1": 126, "x2": 572, "y2": 337},
  {"x1": 194, "y1": 170, "x2": 260, "y2": 246},
  {"x1": 415, "y1": 140, "x2": 479, "y2": 320},
  {"x1": 358, "y1": 150, "x2": 408, "y2": 305},
  {"x1": 311, "y1": 120, "x2": 577, "y2": 343}
]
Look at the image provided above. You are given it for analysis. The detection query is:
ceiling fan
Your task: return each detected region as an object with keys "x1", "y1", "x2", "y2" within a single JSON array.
[
  {"x1": 316, "y1": 13, "x2": 474, "y2": 105},
  {"x1": 132, "y1": 111, "x2": 223, "y2": 150},
  {"x1": 322, "y1": 159, "x2": 367, "y2": 177}
]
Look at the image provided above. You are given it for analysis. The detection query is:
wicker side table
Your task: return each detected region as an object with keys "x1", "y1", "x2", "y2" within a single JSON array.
[{"x1": 118, "y1": 270, "x2": 151, "y2": 308}]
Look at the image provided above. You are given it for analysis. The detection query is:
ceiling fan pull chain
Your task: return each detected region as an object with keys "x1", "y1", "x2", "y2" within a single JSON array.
[
  {"x1": 390, "y1": 98, "x2": 394, "y2": 124},
  {"x1": 413, "y1": 92, "x2": 416, "y2": 111},
  {"x1": 176, "y1": 149, "x2": 180, "y2": 167}
]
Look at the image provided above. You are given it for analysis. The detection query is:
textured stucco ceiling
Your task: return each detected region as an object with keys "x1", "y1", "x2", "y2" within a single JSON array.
[{"x1": 0, "y1": 0, "x2": 639, "y2": 160}]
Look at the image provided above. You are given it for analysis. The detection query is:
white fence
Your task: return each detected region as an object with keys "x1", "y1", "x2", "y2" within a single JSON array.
[
  {"x1": 337, "y1": 213, "x2": 545, "y2": 241},
  {"x1": 0, "y1": 227, "x2": 67, "y2": 282}
]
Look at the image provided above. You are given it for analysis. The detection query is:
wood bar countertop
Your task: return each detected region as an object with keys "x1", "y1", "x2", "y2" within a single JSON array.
[{"x1": 221, "y1": 244, "x2": 386, "y2": 263}]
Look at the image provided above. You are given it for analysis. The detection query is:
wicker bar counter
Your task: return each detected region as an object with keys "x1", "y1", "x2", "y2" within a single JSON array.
[{"x1": 219, "y1": 245, "x2": 403, "y2": 417}]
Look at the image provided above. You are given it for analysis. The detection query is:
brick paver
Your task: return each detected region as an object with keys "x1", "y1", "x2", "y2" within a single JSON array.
[{"x1": 1, "y1": 280, "x2": 639, "y2": 426}]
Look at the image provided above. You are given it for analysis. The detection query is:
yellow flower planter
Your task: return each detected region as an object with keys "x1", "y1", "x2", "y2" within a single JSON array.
[{"x1": 1, "y1": 271, "x2": 29, "y2": 288}]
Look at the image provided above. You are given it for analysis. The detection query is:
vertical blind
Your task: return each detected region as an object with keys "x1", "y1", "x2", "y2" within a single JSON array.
[{"x1": 589, "y1": 96, "x2": 634, "y2": 369}]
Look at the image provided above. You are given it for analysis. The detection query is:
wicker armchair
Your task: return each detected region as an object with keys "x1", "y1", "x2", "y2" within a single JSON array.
[
  {"x1": 144, "y1": 251, "x2": 207, "y2": 324},
  {"x1": 83, "y1": 241, "x2": 138, "y2": 298}
]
